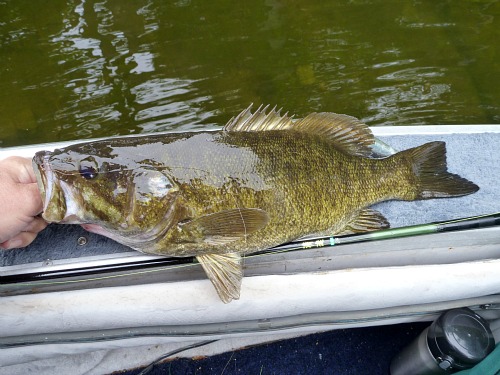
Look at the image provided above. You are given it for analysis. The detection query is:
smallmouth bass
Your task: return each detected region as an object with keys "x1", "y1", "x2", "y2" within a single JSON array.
[{"x1": 32, "y1": 105, "x2": 479, "y2": 303}]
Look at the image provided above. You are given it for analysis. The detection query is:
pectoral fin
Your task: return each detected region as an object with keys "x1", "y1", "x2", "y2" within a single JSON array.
[
  {"x1": 180, "y1": 208, "x2": 269, "y2": 245},
  {"x1": 336, "y1": 208, "x2": 390, "y2": 235},
  {"x1": 197, "y1": 253, "x2": 243, "y2": 303}
]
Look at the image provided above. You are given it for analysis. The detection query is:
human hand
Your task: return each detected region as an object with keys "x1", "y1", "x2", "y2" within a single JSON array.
[{"x1": 0, "y1": 156, "x2": 47, "y2": 249}]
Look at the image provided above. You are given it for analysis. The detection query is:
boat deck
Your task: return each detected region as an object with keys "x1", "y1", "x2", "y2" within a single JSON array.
[{"x1": 1, "y1": 126, "x2": 499, "y2": 374}]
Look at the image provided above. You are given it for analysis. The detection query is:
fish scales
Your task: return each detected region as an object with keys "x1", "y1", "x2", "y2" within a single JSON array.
[
  {"x1": 32, "y1": 105, "x2": 479, "y2": 303},
  {"x1": 56, "y1": 131, "x2": 409, "y2": 254}
]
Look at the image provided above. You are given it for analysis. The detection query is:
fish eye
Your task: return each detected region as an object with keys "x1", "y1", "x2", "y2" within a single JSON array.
[
  {"x1": 80, "y1": 166, "x2": 98, "y2": 180},
  {"x1": 79, "y1": 158, "x2": 99, "y2": 180}
]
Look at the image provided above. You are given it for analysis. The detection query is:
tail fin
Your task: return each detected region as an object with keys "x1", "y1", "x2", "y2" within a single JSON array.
[{"x1": 403, "y1": 141, "x2": 479, "y2": 199}]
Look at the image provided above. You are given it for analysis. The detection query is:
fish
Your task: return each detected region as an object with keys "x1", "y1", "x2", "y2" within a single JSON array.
[{"x1": 32, "y1": 105, "x2": 479, "y2": 303}]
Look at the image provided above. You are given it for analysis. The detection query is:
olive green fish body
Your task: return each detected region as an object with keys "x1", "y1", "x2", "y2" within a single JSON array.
[
  {"x1": 33, "y1": 105, "x2": 479, "y2": 303},
  {"x1": 147, "y1": 130, "x2": 409, "y2": 256}
]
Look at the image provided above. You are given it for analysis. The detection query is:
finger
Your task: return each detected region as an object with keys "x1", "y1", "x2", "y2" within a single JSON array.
[
  {"x1": 23, "y1": 216, "x2": 48, "y2": 234},
  {"x1": 20, "y1": 183, "x2": 44, "y2": 216},
  {"x1": 0, "y1": 231, "x2": 38, "y2": 250},
  {"x1": 0, "y1": 156, "x2": 36, "y2": 184}
]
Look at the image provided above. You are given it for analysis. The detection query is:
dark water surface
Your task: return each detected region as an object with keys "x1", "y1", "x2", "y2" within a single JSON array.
[{"x1": 0, "y1": 0, "x2": 499, "y2": 147}]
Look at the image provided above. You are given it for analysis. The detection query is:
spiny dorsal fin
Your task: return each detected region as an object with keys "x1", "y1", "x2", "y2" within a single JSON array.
[
  {"x1": 335, "y1": 208, "x2": 390, "y2": 235},
  {"x1": 179, "y1": 208, "x2": 269, "y2": 245},
  {"x1": 294, "y1": 112, "x2": 375, "y2": 157},
  {"x1": 197, "y1": 252, "x2": 243, "y2": 303},
  {"x1": 224, "y1": 104, "x2": 295, "y2": 132}
]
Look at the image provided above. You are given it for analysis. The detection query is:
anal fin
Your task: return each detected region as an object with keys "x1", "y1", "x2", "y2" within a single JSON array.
[
  {"x1": 197, "y1": 252, "x2": 243, "y2": 303},
  {"x1": 336, "y1": 208, "x2": 390, "y2": 235}
]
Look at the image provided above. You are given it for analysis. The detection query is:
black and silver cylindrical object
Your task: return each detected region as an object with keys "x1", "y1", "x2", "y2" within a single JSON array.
[{"x1": 390, "y1": 307, "x2": 495, "y2": 375}]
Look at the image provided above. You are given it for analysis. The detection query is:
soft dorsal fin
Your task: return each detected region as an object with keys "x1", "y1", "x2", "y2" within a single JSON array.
[
  {"x1": 224, "y1": 104, "x2": 295, "y2": 132},
  {"x1": 293, "y1": 112, "x2": 376, "y2": 157},
  {"x1": 225, "y1": 105, "x2": 377, "y2": 157}
]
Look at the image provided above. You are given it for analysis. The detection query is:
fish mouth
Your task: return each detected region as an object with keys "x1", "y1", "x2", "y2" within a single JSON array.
[
  {"x1": 32, "y1": 151, "x2": 53, "y2": 217},
  {"x1": 33, "y1": 151, "x2": 76, "y2": 223},
  {"x1": 33, "y1": 151, "x2": 90, "y2": 224}
]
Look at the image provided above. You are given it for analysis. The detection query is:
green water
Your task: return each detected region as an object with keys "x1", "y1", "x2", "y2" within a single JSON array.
[{"x1": 0, "y1": 0, "x2": 498, "y2": 147}]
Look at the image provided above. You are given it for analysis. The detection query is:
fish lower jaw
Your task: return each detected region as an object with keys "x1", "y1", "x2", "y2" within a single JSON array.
[
  {"x1": 59, "y1": 214, "x2": 86, "y2": 224},
  {"x1": 41, "y1": 206, "x2": 67, "y2": 223},
  {"x1": 81, "y1": 223, "x2": 119, "y2": 240},
  {"x1": 80, "y1": 224, "x2": 149, "y2": 249},
  {"x1": 81, "y1": 223, "x2": 105, "y2": 233}
]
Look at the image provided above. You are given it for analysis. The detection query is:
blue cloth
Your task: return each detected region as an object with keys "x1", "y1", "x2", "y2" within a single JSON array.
[{"x1": 118, "y1": 323, "x2": 429, "y2": 375}]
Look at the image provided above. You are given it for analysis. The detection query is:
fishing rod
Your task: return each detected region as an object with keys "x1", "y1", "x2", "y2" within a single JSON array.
[
  {"x1": 2, "y1": 212, "x2": 499, "y2": 290},
  {"x1": 265, "y1": 212, "x2": 500, "y2": 254}
]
